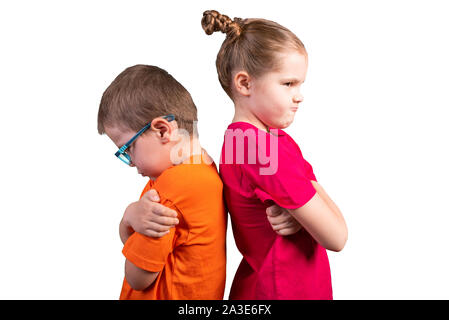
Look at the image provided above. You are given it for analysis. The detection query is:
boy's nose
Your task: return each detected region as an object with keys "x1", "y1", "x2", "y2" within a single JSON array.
[{"x1": 129, "y1": 162, "x2": 135, "y2": 167}]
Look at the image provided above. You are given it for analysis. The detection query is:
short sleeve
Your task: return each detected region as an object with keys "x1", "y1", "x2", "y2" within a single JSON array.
[
  {"x1": 242, "y1": 136, "x2": 316, "y2": 210},
  {"x1": 122, "y1": 227, "x2": 175, "y2": 272},
  {"x1": 303, "y1": 158, "x2": 317, "y2": 182},
  {"x1": 122, "y1": 193, "x2": 179, "y2": 273}
]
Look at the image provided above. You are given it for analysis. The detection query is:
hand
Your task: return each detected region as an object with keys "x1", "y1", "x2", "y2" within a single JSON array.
[
  {"x1": 124, "y1": 189, "x2": 179, "y2": 238},
  {"x1": 266, "y1": 204, "x2": 302, "y2": 236}
]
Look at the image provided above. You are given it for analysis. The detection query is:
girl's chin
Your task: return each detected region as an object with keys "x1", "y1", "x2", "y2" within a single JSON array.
[
  {"x1": 282, "y1": 117, "x2": 295, "y2": 129},
  {"x1": 268, "y1": 118, "x2": 295, "y2": 130},
  {"x1": 272, "y1": 122, "x2": 292, "y2": 130}
]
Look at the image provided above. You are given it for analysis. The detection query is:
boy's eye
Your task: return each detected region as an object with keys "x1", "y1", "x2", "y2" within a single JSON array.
[{"x1": 284, "y1": 82, "x2": 292, "y2": 87}]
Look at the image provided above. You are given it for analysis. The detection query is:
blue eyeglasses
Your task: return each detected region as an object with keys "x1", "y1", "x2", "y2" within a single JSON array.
[{"x1": 115, "y1": 114, "x2": 175, "y2": 166}]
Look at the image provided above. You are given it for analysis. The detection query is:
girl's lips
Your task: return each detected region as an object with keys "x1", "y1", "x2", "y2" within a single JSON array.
[{"x1": 291, "y1": 107, "x2": 298, "y2": 112}]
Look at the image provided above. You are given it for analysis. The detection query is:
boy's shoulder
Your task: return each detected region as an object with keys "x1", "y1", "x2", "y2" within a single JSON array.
[{"x1": 153, "y1": 155, "x2": 222, "y2": 203}]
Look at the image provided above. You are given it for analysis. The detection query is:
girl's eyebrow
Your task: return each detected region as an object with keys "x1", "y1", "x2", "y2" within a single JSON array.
[{"x1": 282, "y1": 77, "x2": 304, "y2": 83}]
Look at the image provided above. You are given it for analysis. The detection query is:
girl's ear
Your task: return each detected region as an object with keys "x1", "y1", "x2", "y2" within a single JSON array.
[
  {"x1": 233, "y1": 71, "x2": 252, "y2": 96},
  {"x1": 150, "y1": 117, "x2": 178, "y2": 143}
]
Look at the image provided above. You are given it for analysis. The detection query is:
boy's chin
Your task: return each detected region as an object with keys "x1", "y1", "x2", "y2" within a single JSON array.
[
  {"x1": 144, "y1": 173, "x2": 158, "y2": 181},
  {"x1": 140, "y1": 172, "x2": 153, "y2": 179},
  {"x1": 137, "y1": 171, "x2": 151, "y2": 179},
  {"x1": 141, "y1": 174, "x2": 157, "y2": 181}
]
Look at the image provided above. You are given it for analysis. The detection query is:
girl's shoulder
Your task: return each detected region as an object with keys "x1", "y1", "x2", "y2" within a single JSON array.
[{"x1": 222, "y1": 121, "x2": 304, "y2": 160}]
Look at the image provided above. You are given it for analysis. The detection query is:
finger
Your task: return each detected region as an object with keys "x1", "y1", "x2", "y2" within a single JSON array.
[
  {"x1": 276, "y1": 211, "x2": 296, "y2": 225},
  {"x1": 146, "y1": 221, "x2": 171, "y2": 232},
  {"x1": 151, "y1": 203, "x2": 178, "y2": 217},
  {"x1": 267, "y1": 212, "x2": 291, "y2": 225},
  {"x1": 266, "y1": 205, "x2": 282, "y2": 217},
  {"x1": 270, "y1": 216, "x2": 301, "y2": 231},
  {"x1": 147, "y1": 189, "x2": 160, "y2": 202},
  {"x1": 142, "y1": 229, "x2": 170, "y2": 238},
  {"x1": 272, "y1": 221, "x2": 291, "y2": 231},
  {"x1": 152, "y1": 214, "x2": 179, "y2": 226},
  {"x1": 280, "y1": 222, "x2": 302, "y2": 232},
  {"x1": 276, "y1": 225, "x2": 301, "y2": 236},
  {"x1": 283, "y1": 219, "x2": 302, "y2": 230},
  {"x1": 276, "y1": 228, "x2": 294, "y2": 236},
  {"x1": 267, "y1": 215, "x2": 283, "y2": 226}
]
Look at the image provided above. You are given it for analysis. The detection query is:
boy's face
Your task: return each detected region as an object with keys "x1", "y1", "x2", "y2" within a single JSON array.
[
  {"x1": 248, "y1": 50, "x2": 308, "y2": 129},
  {"x1": 105, "y1": 121, "x2": 176, "y2": 179}
]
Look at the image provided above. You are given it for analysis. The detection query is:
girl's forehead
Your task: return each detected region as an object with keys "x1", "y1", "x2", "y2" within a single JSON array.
[
  {"x1": 267, "y1": 51, "x2": 308, "y2": 79},
  {"x1": 277, "y1": 51, "x2": 308, "y2": 70}
]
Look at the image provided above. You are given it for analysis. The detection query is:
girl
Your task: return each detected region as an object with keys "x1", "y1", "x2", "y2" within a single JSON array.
[{"x1": 201, "y1": 10, "x2": 348, "y2": 299}]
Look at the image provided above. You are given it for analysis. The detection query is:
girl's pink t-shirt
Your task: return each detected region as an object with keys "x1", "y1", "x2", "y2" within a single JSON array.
[{"x1": 219, "y1": 122, "x2": 333, "y2": 300}]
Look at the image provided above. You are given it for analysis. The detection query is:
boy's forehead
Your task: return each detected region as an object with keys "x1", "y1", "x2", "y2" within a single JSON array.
[{"x1": 104, "y1": 125, "x2": 135, "y2": 147}]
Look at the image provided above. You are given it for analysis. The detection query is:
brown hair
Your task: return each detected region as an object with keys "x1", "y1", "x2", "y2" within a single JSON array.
[
  {"x1": 97, "y1": 64, "x2": 198, "y2": 136},
  {"x1": 201, "y1": 10, "x2": 307, "y2": 99}
]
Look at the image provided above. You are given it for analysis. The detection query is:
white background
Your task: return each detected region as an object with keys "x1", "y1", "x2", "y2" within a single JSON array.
[{"x1": 1, "y1": 0, "x2": 448, "y2": 299}]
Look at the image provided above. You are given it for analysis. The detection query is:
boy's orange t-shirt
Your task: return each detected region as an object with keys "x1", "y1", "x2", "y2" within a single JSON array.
[{"x1": 119, "y1": 154, "x2": 227, "y2": 300}]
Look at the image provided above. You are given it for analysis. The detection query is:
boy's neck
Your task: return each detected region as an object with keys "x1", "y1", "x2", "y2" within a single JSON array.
[
  {"x1": 149, "y1": 136, "x2": 209, "y2": 181},
  {"x1": 175, "y1": 136, "x2": 211, "y2": 165}
]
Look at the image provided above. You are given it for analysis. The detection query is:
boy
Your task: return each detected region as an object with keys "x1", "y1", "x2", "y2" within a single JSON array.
[{"x1": 97, "y1": 64, "x2": 227, "y2": 299}]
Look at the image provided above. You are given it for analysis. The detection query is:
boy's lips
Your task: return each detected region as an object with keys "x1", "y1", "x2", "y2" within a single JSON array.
[{"x1": 291, "y1": 107, "x2": 298, "y2": 112}]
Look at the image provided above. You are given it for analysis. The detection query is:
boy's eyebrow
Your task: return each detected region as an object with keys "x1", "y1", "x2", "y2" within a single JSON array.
[
  {"x1": 117, "y1": 136, "x2": 133, "y2": 149},
  {"x1": 114, "y1": 139, "x2": 128, "y2": 150},
  {"x1": 118, "y1": 141, "x2": 129, "y2": 149}
]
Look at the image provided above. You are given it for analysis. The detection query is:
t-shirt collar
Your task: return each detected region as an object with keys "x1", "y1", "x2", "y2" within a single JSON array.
[{"x1": 227, "y1": 121, "x2": 286, "y2": 136}]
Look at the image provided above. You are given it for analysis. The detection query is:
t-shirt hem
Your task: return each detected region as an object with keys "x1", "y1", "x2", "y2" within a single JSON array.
[
  {"x1": 122, "y1": 246, "x2": 165, "y2": 272},
  {"x1": 275, "y1": 188, "x2": 317, "y2": 210}
]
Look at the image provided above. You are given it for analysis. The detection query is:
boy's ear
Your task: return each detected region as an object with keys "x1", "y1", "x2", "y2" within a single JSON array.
[
  {"x1": 150, "y1": 117, "x2": 178, "y2": 143},
  {"x1": 233, "y1": 71, "x2": 252, "y2": 96}
]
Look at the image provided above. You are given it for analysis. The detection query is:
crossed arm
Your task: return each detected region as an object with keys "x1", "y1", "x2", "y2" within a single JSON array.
[
  {"x1": 119, "y1": 191, "x2": 178, "y2": 291},
  {"x1": 287, "y1": 180, "x2": 348, "y2": 252},
  {"x1": 119, "y1": 180, "x2": 347, "y2": 291}
]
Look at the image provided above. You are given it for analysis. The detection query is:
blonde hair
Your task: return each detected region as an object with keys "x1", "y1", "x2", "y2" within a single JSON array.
[{"x1": 201, "y1": 10, "x2": 307, "y2": 99}]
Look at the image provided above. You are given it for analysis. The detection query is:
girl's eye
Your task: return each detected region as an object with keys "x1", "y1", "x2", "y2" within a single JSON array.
[{"x1": 284, "y1": 82, "x2": 292, "y2": 87}]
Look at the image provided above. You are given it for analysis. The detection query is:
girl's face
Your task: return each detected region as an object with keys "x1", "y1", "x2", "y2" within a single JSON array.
[{"x1": 248, "y1": 50, "x2": 308, "y2": 129}]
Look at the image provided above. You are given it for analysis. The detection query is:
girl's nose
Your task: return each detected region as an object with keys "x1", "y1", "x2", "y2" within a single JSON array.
[{"x1": 293, "y1": 93, "x2": 304, "y2": 103}]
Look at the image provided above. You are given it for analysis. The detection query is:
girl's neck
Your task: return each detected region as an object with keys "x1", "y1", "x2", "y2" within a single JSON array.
[{"x1": 232, "y1": 104, "x2": 270, "y2": 133}]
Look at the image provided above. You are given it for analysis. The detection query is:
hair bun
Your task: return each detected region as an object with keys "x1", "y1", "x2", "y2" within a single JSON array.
[{"x1": 202, "y1": 10, "x2": 242, "y2": 37}]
